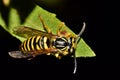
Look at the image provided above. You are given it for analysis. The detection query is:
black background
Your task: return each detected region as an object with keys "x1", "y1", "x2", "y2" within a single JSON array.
[{"x1": 0, "y1": 0, "x2": 119, "y2": 80}]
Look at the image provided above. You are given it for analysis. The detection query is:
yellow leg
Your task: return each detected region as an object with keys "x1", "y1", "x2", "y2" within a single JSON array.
[
  {"x1": 65, "y1": 33, "x2": 72, "y2": 37},
  {"x1": 46, "y1": 53, "x2": 51, "y2": 55},
  {"x1": 55, "y1": 53, "x2": 62, "y2": 59},
  {"x1": 57, "y1": 22, "x2": 65, "y2": 36},
  {"x1": 39, "y1": 16, "x2": 52, "y2": 33},
  {"x1": 57, "y1": 22, "x2": 72, "y2": 37}
]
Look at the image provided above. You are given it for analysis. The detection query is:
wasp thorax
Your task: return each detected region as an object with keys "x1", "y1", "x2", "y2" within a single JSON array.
[
  {"x1": 52, "y1": 37, "x2": 76, "y2": 54},
  {"x1": 53, "y1": 37, "x2": 67, "y2": 50}
]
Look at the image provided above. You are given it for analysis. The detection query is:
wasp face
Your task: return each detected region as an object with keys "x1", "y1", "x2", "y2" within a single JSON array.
[
  {"x1": 52, "y1": 37, "x2": 76, "y2": 55},
  {"x1": 67, "y1": 37, "x2": 76, "y2": 54}
]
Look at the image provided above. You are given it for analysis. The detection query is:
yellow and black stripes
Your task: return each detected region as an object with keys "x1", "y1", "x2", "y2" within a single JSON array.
[{"x1": 20, "y1": 35, "x2": 50, "y2": 53}]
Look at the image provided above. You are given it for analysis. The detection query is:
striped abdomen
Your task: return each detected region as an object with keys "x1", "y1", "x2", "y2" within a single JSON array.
[{"x1": 20, "y1": 35, "x2": 50, "y2": 53}]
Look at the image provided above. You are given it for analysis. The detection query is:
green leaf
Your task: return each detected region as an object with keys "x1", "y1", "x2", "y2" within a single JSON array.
[{"x1": 0, "y1": 5, "x2": 95, "y2": 57}]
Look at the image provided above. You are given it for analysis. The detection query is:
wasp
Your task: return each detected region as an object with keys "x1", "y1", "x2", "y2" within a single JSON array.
[{"x1": 8, "y1": 16, "x2": 86, "y2": 74}]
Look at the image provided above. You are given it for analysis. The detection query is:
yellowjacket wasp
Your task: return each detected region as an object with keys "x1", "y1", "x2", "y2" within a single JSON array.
[{"x1": 8, "y1": 16, "x2": 86, "y2": 74}]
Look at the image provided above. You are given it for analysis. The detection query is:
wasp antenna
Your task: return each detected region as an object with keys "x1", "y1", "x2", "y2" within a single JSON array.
[
  {"x1": 78, "y1": 22, "x2": 86, "y2": 37},
  {"x1": 73, "y1": 49, "x2": 77, "y2": 74},
  {"x1": 76, "y1": 22, "x2": 86, "y2": 43}
]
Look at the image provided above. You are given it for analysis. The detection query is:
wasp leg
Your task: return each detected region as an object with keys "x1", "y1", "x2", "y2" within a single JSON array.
[
  {"x1": 57, "y1": 22, "x2": 75, "y2": 38},
  {"x1": 65, "y1": 33, "x2": 72, "y2": 37},
  {"x1": 55, "y1": 53, "x2": 62, "y2": 59},
  {"x1": 57, "y1": 22, "x2": 66, "y2": 36},
  {"x1": 39, "y1": 16, "x2": 52, "y2": 34},
  {"x1": 46, "y1": 53, "x2": 51, "y2": 55}
]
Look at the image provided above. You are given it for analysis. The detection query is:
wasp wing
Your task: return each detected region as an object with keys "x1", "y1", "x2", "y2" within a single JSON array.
[
  {"x1": 8, "y1": 51, "x2": 32, "y2": 59},
  {"x1": 13, "y1": 26, "x2": 54, "y2": 38}
]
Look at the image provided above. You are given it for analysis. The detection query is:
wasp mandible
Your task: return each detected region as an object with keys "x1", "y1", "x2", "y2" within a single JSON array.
[{"x1": 9, "y1": 16, "x2": 86, "y2": 74}]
